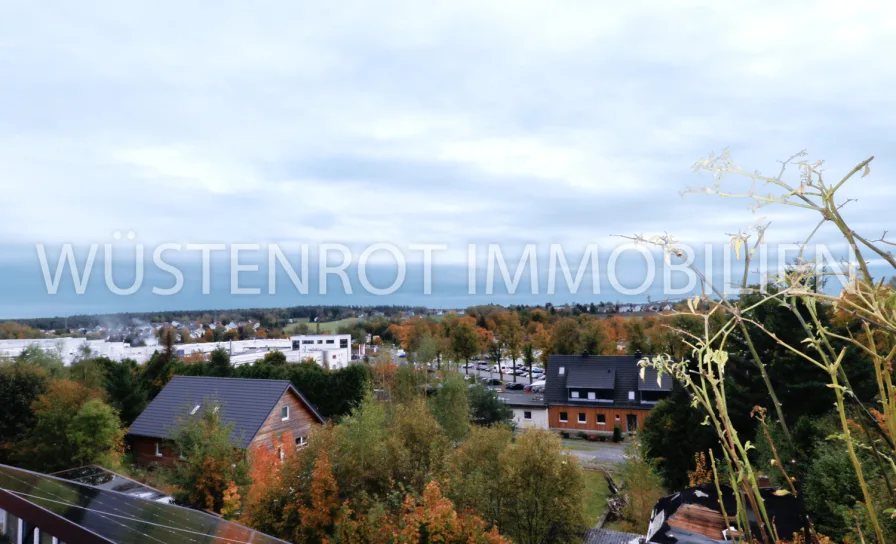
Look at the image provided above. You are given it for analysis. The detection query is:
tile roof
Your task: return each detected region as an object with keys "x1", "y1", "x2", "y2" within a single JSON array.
[
  {"x1": 582, "y1": 528, "x2": 643, "y2": 544},
  {"x1": 638, "y1": 368, "x2": 674, "y2": 392},
  {"x1": 128, "y1": 376, "x2": 323, "y2": 449},
  {"x1": 567, "y1": 366, "x2": 616, "y2": 389},
  {"x1": 545, "y1": 355, "x2": 669, "y2": 408}
]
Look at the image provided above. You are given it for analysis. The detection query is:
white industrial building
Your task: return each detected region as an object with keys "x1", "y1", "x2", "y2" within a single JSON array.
[
  {"x1": 0, "y1": 334, "x2": 355, "y2": 370},
  {"x1": 289, "y1": 334, "x2": 352, "y2": 370}
]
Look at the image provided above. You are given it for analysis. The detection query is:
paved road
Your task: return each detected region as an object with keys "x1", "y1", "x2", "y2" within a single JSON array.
[{"x1": 561, "y1": 440, "x2": 627, "y2": 464}]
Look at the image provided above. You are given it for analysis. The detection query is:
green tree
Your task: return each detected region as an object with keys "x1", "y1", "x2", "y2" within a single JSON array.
[
  {"x1": 18, "y1": 380, "x2": 123, "y2": 472},
  {"x1": 0, "y1": 363, "x2": 49, "y2": 464},
  {"x1": 522, "y1": 343, "x2": 535, "y2": 384},
  {"x1": 550, "y1": 318, "x2": 581, "y2": 355},
  {"x1": 15, "y1": 344, "x2": 65, "y2": 377},
  {"x1": 447, "y1": 426, "x2": 514, "y2": 527},
  {"x1": 468, "y1": 384, "x2": 513, "y2": 427},
  {"x1": 617, "y1": 438, "x2": 665, "y2": 534},
  {"x1": 67, "y1": 399, "x2": 125, "y2": 468},
  {"x1": 451, "y1": 320, "x2": 480, "y2": 375},
  {"x1": 499, "y1": 430, "x2": 586, "y2": 544},
  {"x1": 415, "y1": 332, "x2": 439, "y2": 368},
  {"x1": 432, "y1": 374, "x2": 471, "y2": 442},
  {"x1": 208, "y1": 347, "x2": 232, "y2": 377},
  {"x1": 499, "y1": 312, "x2": 524, "y2": 383},
  {"x1": 261, "y1": 350, "x2": 287, "y2": 365},
  {"x1": 168, "y1": 405, "x2": 250, "y2": 514},
  {"x1": 100, "y1": 358, "x2": 149, "y2": 426},
  {"x1": 489, "y1": 338, "x2": 504, "y2": 380},
  {"x1": 641, "y1": 386, "x2": 718, "y2": 490}
]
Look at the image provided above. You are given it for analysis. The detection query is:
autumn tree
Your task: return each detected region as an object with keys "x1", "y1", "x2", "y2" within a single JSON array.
[
  {"x1": 168, "y1": 405, "x2": 250, "y2": 514},
  {"x1": 17, "y1": 380, "x2": 123, "y2": 472}
]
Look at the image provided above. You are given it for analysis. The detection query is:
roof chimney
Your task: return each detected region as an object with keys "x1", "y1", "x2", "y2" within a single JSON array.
[
  {"x1": 581, "y1": 350, "x2": 589, "y2": 358},
  {"x1": 634, "y1": 349, "x2": 642, "y2": 359}
]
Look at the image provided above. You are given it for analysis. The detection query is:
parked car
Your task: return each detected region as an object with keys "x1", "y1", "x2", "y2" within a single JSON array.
[
  {"x1": 526, "y1": 379, "x2": 546, "y2": 393},
  {"x1": 483, "y1": 378, "x2": 503, "y2": 386},
  {"x1": 504, "y1": 383, "x2": 525, "y2": 391},
  {"x1": 531, "y1": 367, "x2": 544, "y2": 374},
  {"x1": 462, "y1": 362, "x2": 475, "y2": 369}
]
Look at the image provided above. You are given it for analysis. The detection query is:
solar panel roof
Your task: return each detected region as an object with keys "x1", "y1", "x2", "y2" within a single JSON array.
[{"x1": 0, "y1": 464, "x2": 288, "y2": 544}]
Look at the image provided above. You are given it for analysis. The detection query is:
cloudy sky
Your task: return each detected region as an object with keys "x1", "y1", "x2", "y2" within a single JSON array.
[{"x1": 1, "y1": 1, "x2": 894, "y2": 317}]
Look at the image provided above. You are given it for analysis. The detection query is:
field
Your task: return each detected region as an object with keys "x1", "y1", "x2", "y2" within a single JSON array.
[
  {"x1": 582, "y1": 469, "x2": 612, "y2": 527},
  {"x1": 284, "y1": 317, "x2": 361, "y2": 335}
]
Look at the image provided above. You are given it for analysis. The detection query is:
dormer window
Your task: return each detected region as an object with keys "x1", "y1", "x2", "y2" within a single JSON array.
[
  {"x1": 588, "y1": 392, "x2": 596, "y2": 400},
  {"x1": 190, "y1": 404, "x2": 201, "y2": 415},
  {"x1": 570, "y1": 391, "x2": 580, "y2": 399}
]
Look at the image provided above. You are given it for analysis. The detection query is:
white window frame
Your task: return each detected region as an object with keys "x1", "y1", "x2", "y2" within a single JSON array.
[
  {"x1": 597, "y1": 414, "x2": 607, "y2": 425},
  {"x1": 577, "y1": 413, "x2": 586, "y2": 424},
  {"x1": 190, "y1": 404, "x2": 201, "y2": 415},
  {"x1": 615, "y1": 415, "x2": 621, "y2": 421},
  {"x1": 281, "y1": 406, "x2": 290, "y2": 421},
  {"x1": 628, "y1": 391, "x2": 635, "y2": 401},
  {"x1": 559, "y1": 412, "x2": 568, "y2": 423},
  {"x1": 588, "y1": 392, "x2": 596, "y2": 400},
  {"x1": 570, "y1": 390, "x2": 579, "y2": 399},
  {"x1": 296, "y1": 435, "x2": 308, "y2": 448},
  {"x1": 155, "y1": 442, "x2": 163, "y2": 457},
  {"x1": 558, "y1": 367, "x2": 565, "y2": 375},
  {"x1": 0, "y1": 508, "x2": 6, "y2": 537}
]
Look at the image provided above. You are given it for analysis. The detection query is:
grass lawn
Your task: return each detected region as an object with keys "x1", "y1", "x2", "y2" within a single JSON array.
[
  {"x1": 285, "y1": 317, "x2": 360, "y2": 335},
  {"x1": 582, "y1": 469, "x2": 612, "y2": 527}
]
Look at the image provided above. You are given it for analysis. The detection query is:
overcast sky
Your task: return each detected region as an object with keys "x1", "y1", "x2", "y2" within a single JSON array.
[{"x1": 1, "y1": 1, "x2": 894, "y2": 316}]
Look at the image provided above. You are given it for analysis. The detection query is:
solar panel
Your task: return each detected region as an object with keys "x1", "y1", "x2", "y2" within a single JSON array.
[{"x1": 0, "y1": 464, "x2": 287, "y2": 544}]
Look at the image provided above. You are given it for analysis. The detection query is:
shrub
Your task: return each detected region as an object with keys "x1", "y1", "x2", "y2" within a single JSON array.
[
  {"x1": 577, "y1": 431, "x2": 588, "y2": 440},
  {"x1": 613, "y1": 425, "x2": 622, "y2": 442}
]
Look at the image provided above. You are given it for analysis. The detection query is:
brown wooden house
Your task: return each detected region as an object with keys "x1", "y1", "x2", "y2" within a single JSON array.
[
  {"x1": 127, "y1": 376, "x2": 325, "y2": 466},
  {"x1": 544, "y1": 354, "x2": 672, "y2": 436}
]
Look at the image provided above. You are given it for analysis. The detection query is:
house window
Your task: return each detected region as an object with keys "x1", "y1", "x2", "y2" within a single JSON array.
[
  {"x1": 558, "y1": 367, "x2": 565, "y2": 375},
  {"x1": 570, "y1": 391, "x2": 580, "y2": 399},
  {"x1": 588, "y1": 392, "x2": 596, "y2": 400},
  {"x1": 523, "y1": 411, "x2": 532, "y2": 421},
  {"x1": 615, "y1": 415, "x2": 620, "y2": 421},
  {"x1": 317, "y1": 340, "x2": 323, "y2": 344},
  {"x1": 190, "y1": 404, "x2": 201, "y2": 415},
  {"x1": 155, "y1": 442, "x2": 163, "y2": 457},
  {"x1": 597, "y1": 414, "x2": 606, "y2": 425},
  {"x1": 559, "y1": 411, "x2": 568, "y2": 423},
  {"x1": 326, "y1": 339, "x2": 335, "y2": 344},
  {"x1": 340, "y1": 339, "x2": 349, "y2": 348},
  {"x1": 281, "y1": 406, "x2": 290, "y2": 421},
  {"x1": 302, "y1": 340, "x2": 314, "y2": 345},
  {"x1": 628, "y1": 391, "x2": 635, "y2": 401},
  {"x1": 278, "y1": 447, "x2": 284, "y2": 461},
  {"x1": 296, "y1": 436, "x2": 308, "y2": 448},
  {"x1": 578, "y1": 413, "x2": 586, "y2": 424}
]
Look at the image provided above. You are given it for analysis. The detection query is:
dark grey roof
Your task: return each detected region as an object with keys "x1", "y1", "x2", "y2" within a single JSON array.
[
  {"x1": 638, "y1": 368, "x2": 673, "y2": 392},
  {"x1": 0, "y1": 463, "x2": 289, "y2": 544},
  {"x1": 546, "y1": 355, "x2": 670, "y2": 408},
  {"x1": 128, "y1": 376, "x2": 323, "y2": 448},
  {"x1": 583, "y1": 528, "x2": 643, "y2": 544},
  {"x1": 497, "y1": 391, "x2": 548, "y2": 407},
  {"x1": 567, "y1": 366, "x2": 616, "y2": 389}
]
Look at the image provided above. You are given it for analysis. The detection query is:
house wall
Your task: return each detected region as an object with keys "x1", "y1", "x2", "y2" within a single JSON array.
[
  {"x1": 250, "y1": 389, "x2": 320, "y2": 450},
  {"x1": 511, "y1": 406, "x2": 549, "y2": 429},
  {"x1": 131, "y1": 436, "x2": 179, "y2": 467},
  {"x1": 548, "y1": 405, "x2": 651, "y2": 434}
]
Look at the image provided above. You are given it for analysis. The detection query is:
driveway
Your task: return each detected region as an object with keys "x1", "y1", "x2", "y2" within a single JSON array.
[{"x1": 561, "y1": 440, "x2": 626, "y2": 464}]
